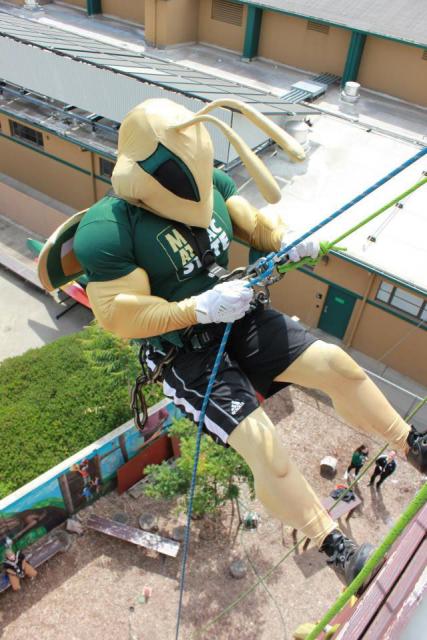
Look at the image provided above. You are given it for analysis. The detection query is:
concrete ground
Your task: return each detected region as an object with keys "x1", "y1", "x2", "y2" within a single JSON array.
[
  {"x1": 0, "y1": 266, "x2": 93, "y2": 360},
  {"x1": 0, "y1": 213, "x2": 93, "y2": 361}
]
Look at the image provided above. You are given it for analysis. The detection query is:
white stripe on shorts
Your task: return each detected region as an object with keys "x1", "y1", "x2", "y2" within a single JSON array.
[
  {"x1": 170, "y1": 366, "x2": 238, "y2": 425},
  {"x1": 163, "y1": 377, "x2": 230, "y2": 444}
]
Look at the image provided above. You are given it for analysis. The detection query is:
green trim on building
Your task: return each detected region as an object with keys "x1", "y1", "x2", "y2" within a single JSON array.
[
  {"x1": 366, "y1": 298, "x2": 427, "y2": 330},
  {"x1": 0, "y1": 130, "x2": 111, "y2": 185},
  {"x1": 342, "y1": 31, "x2": 366, "y2": 85},
  {"x1": 87, "y1": 0, "x2": 102, "y2": 17},
  {"x1": 299, "y1": 266, "x2": 362, "y2": 300},
  {"x1": 242, "y1": 6, "x2": 263, "y2": 61},
  {"x1": 236, "y1": 2, "x2": 427, "y2": 50}
]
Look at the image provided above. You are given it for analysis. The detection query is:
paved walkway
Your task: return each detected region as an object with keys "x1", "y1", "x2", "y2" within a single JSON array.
[{"x1": 0, "y1": 213, "x2": 93, "y2": 361}]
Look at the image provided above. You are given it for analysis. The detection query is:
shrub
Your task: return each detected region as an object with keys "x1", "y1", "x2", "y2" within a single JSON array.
[
  {"x1": 0, "y1": 324, "x2": 163, "y2": 498},
  {"x1": 144, "y1": 418, "x2": 254, "y2": 517}
]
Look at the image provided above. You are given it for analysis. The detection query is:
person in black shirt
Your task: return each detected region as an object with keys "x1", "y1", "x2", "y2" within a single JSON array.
[{"x1": 368, "y1": 451, "x2": 397, "y2": 489}]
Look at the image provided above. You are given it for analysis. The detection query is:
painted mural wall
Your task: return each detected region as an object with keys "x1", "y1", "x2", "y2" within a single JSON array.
[{"x1": 0, "y1": 399, "x2": 180, "y2": 571}]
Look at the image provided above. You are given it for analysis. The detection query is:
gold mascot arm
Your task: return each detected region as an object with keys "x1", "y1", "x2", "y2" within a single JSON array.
[
  {"x1": 86, "y1": 267, "x2": 197, "y2": 339},
  {"x1": 226, "y1": 195, "x2": 287, "y2": 252}
]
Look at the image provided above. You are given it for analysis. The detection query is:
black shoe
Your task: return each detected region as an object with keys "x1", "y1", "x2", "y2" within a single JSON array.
[
  {"x1": 319, "y1": 529, "x2": 375, "y2": 585},
  {"x1": 406, "y1": 426, "x2": 427, "y2": 474}
]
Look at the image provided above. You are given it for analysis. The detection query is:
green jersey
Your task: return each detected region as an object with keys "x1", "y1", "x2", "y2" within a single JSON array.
[
  {"x1": 351, "y1": 451, "x2": 366, "y2": 467},
  {"x1": 74, "y1": 168, "x2": 237, "y2": 303}
]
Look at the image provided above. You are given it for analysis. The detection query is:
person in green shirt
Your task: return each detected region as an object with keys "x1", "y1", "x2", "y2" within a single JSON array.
[{"x1": 346, "y1": 445, "x2": 369, "y2": 480}]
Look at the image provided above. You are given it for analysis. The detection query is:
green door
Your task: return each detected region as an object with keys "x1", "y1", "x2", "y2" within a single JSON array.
[{"x1": 318, "y1": 286, "x2": 357, "y2": 339}]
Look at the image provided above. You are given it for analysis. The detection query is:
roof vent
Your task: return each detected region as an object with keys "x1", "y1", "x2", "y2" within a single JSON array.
[
  {"x1": 307, "y1": 21, "x2": 330, "y2": 35},
  {"x1": 341, "y1": 81, "x2": 361, "y2": 102},
  {"x1": 211, "y1": 0, "x2": 243, "y2": 26}
]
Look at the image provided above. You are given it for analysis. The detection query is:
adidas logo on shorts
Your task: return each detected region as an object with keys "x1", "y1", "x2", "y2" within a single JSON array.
[{"x1": 231, "y1": 400, "x2": 245, "y2": 416}]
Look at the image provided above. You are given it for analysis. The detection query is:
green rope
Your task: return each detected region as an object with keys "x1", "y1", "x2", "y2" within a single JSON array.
[
  {"x1": 305, "y1": 481, "x2": 427, "y2": 640},
  {"x1": 406, "y1": 395, "x2": 427, "y2": 422},
  {"x1": 239, "y1": 526, "x2": 289, "y2": 638},
  {"x1": 277, "y1": 176, "x2": 427, "y2": 274}
]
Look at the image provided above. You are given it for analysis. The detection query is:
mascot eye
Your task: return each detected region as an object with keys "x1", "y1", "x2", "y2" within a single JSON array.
[{"x1": 138, "y1": 144, "x2": 200, "y2": 202}]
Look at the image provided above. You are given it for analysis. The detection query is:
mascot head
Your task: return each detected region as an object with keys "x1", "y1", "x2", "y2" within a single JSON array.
[{"x1": 112, "y1": 98, "x2": 305, "y2": 229}]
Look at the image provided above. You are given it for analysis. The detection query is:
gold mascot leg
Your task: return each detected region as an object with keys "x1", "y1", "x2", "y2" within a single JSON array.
[
  {"x1": 228, "y1": 340, "x2": 411, "y2": 546},
  {"x1": 277, "y1": 340, "x2": 410, "y2": 451},
  {"x1": 228, "y1": 406, "x2": 337, "y2": 545}
]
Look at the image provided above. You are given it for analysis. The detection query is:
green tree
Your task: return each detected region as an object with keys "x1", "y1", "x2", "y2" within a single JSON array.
[{"x1": 144, "y1": 418, "x2": 254, "y2": 517}]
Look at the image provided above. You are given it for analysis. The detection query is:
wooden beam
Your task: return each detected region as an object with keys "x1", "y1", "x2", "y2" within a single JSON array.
[{"x1": 86, "y1": 514, "x2": 180, "y2": 558}]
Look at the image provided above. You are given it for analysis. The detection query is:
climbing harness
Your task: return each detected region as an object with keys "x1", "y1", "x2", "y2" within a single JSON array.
[
  {"x1": 131, "y1": 235, "x2": 246, "y2": 434},
  {"x1": 174, "y1": 146, "x2": 427, "y2": 640}
]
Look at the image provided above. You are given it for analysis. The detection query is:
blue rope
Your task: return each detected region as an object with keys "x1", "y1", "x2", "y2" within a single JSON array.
[
  {"x1": 175, "y1": 324, "x2": 232, "y2": 640},
  {"x1": 174, "y1": 145, "x2": 426, "y2": 639}
]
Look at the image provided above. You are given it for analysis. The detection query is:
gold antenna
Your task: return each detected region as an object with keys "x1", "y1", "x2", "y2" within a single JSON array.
[
  {"x1": 172, "y1": 99, "x2": 306, "y2": 204},
  {"x1": 172, "y1": 113, "x2": 282, "y2": 203},
  {"x1": 197, "y1": 99, "x2": 305, "y2": 162}
]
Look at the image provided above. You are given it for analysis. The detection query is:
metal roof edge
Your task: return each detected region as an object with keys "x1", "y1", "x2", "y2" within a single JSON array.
[
  {"x1": 0, "y1": 105, "x2": 117, "y2": 160},
  {"x1": 331, "y1": 250, "x2": 427, "y2": 298},
  {"x1": 236, "y1": 1, "x2": 427, "y2": 49}
]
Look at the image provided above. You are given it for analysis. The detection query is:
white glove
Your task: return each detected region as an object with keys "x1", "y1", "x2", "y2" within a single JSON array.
[
  {"x1": 280, "y1": 231, "x2": 320, "y2": 262},
  {"x1": 194, "y1": 280, "x2": 254, "y2": 324}
]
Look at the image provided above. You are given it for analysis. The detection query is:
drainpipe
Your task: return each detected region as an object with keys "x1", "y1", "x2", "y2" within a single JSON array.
[
  {"x1": 344, "y1": 271, "x2": 376, "y2": 347},
  {"x1": 242, "y1": 6, "x2": 263, "y2": 62},
  {"x1": 89, "y1": 151, "x2": 98, "y2": 202},
  {"x1": 341, "y1": 31, "x2": 366, "y2": 86},
  {"x1": 87, "y1": 0, "x2": 102, "y2": 17}
]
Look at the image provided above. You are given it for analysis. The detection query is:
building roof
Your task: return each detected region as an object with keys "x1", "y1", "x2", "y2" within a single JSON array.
[
  {"x1": 243, "y1": 0, "x2": 427, "y2": 47},
  {"x1": 0, "y1": 10, "x2": 316, "y2": 119}
]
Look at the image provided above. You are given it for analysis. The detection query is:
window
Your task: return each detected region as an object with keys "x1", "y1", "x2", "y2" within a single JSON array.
[
  {"x1": 422, "y1": 49, "x2": 427, "y2": 61},
  {"x1": 307, "y1": 20, "x2": 330, "y2": 35},
  {"x1": 10, "y1": 120, "x2": 43, "y2": 148},
  {"x1": 211, "y1": 0, "x2": 243, "y2": 26},
  {"x1": 376, "y1": 281, "x2": 426, "y2": 321},
  {"x1": 99, "y1": 157, "x2": 115, "y2": 178}
]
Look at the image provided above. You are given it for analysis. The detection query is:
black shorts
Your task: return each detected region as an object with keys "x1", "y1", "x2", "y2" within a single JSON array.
[{"x1": 160, "y1": 305, "x2": 317, "y2": 446}]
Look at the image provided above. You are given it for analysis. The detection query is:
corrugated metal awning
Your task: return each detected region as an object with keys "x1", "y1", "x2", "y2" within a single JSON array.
[
  {"x1": 0, "y1": 10, "x2": 317, "y2": 164},
  {"x1": 0, "y1": 11, "x2": 317, "y2": 117}
]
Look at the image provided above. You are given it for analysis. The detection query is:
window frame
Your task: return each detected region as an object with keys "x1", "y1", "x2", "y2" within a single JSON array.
[
  {"x1": 375, "y1": 281, "x2": 426, "y2": 321},
  {"x1": 99, "y1": 157, "x2": 115, "y2": 178},
  {"x1": 9, "y1": 119, "x2": 44, "y2": 149}
]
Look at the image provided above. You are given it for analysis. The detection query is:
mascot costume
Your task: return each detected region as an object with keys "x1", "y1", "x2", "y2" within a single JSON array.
[{"x1": 38, "y1": 98, "x2": 427, "y2": 584}]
